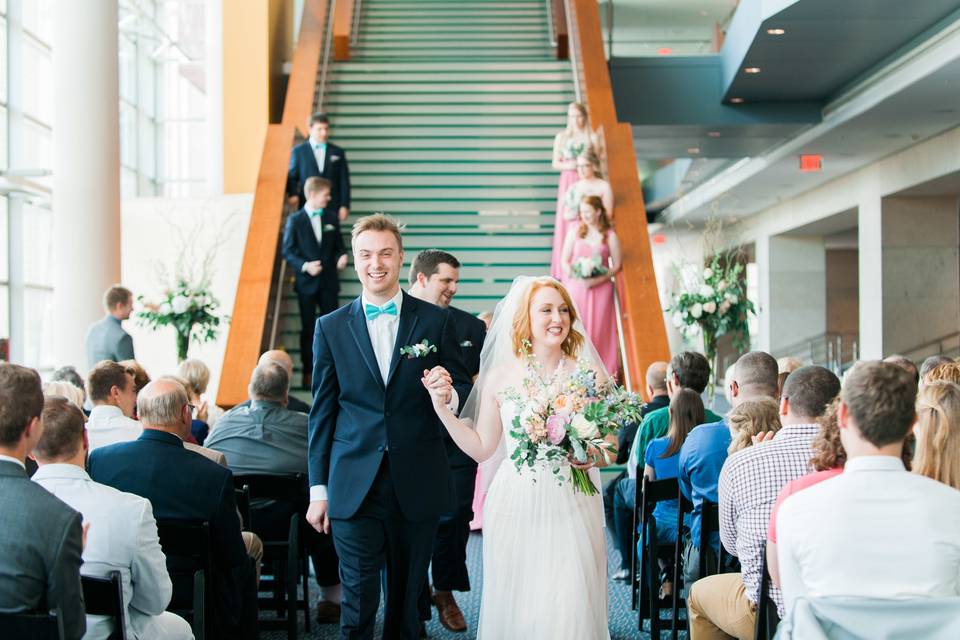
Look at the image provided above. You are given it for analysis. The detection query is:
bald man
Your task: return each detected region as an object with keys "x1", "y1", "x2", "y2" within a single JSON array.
[
  {"x1": 89, "y1": 379, "x2": 261, "y2": 639},
  {"x1": 235, "y1": 350, "x2": 312, "y2": 414}
]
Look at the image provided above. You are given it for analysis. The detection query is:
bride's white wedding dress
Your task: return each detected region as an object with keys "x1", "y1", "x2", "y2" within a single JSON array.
[{"x1": 477, "y1": 398, "x2": 611, "y2": 639}]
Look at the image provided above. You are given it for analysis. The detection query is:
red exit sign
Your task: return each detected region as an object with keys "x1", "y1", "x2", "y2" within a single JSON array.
[{"x1": 800, "y1": 154, "x2": 823, "y2": 172}]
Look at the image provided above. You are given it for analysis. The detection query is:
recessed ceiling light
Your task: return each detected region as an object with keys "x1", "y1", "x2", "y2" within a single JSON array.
[
  {"x1": 766, "y1": 28, "x2": 786, "y2": 35},
  {"x1": 657, "y1": 47, "x2": 673, "y2": 55},
  {"x1": 744, "y1": 67, "x2": 761, "y2": 74},
  {"x1": 730, "y1": 97, "x2": 744, "y2": 104},
  {"x1": 687, "y1": 147, "x2": 700, "y2": 154},
  {"x1": 707, "y1": 131, "x2": 721, "y2": 138}
]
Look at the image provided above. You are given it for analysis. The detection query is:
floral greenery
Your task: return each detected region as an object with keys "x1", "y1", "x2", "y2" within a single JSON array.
[
  {"x1": 570, "y1": 254, "x2": 609, "y2": 279},
  {"x1": 400, "y1": 339, "x2": 438, "y2": 359},
  {"x1": 668, "y1": 252, "x2": 755, "y2": 365},
  {"x1": 137, "y1": 280, "x2": 222, "y2": 361}
]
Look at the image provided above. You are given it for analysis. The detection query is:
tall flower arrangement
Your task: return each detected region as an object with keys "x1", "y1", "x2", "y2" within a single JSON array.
[{"x1": 137, "y1": 281, "x2": 222, "y2": 361}]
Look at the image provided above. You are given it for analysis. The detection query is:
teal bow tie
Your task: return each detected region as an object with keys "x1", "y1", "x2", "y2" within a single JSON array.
[
  {"x1": 365, "y1": 301, "x2": 397, "y2": 320},
  {"x1": 309, "y1": 209, "x2": 324, "y2": 218},
  {"x1": 313, "y1": 143, "x2": 326, "y2": 152}
]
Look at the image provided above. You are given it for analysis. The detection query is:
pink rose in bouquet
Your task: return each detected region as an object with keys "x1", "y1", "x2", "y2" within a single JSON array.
[{"x1": 545, "y1": 414, "x2": 567, "y2": 445}]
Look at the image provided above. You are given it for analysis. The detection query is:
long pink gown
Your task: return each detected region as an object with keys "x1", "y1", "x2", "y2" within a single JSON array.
[
  {"x1": 566, "y1": 235, "x2": 620, "y2": 376},
  {"x1": 550, "y1": 168, "x2": 580, "y2": 279}
]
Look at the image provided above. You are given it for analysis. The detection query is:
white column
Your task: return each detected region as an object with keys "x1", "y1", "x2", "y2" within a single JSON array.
[
  {"x1": 754, "y1": 235, "x2": 772, "y2": 353},
  {"x1": 51, "y1": 0, "x2": 122, "y2": 368},
  {"x1": 857, "y1": 193, "x2": 884, "y2": 359},
  {"x1": 758, "y1": 234, "x2": 827, "y2": 355}
]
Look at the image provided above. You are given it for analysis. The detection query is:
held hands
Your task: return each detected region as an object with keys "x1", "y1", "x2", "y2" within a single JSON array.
[
  {"x1": 306, "y1": 500, "x2": 331, "y2": 534},
  {"x1": 305, "y1": 260, "x2": 323, "y2": 276},
  {"x1": 336, "y1": 254, "x2": 348, "y2": 271},
  {"x1": 421, "y1": 366, "x2": 453, "y2": 408}
]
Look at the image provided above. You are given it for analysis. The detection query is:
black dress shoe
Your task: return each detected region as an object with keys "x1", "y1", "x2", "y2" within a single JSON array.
[{"x1": 316, "y1": 600, "x2": 340, "y2": 624}]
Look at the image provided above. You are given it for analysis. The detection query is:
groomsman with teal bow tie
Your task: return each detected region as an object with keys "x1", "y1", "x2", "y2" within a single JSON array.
[
  {"x1": 286, "y1": 112, "x2": 351, "y2": 221},
  {"x1": 282, "y1": 177, "x2": 349, "y2": 389}
]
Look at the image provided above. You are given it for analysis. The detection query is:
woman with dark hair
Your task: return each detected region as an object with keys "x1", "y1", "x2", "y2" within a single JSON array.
[{"x1": 642, "y1": 388, "x2": 705, "y2": 599}]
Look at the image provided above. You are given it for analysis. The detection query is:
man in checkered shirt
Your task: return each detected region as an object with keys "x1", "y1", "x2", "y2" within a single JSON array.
[{"x1": 687, "y1": 365, "x2": 841, "y2": 639}]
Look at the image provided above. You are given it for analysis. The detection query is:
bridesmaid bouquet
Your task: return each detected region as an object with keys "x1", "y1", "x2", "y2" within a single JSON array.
[
  {"x1": 570, "y1": 255, "x2": 609, "y2": 279},
  {"x1": 563, "y1": 138, "x2": 586, "y2": 160},
  {"x1": 505, "y1": 351, "x2": 643, "y2": 495}
]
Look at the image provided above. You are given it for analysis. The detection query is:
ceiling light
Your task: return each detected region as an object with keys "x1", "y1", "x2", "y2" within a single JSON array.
[
  {"x1": 744, "y1": 67, "x2": 761, "y2": 74},
  {"x1": 687, "y1": 147, "x2": 701, "y2": 154},
  {"x1": 730, "y1": 97, "x2": 744, "y2": 104},
  {"x1": 766, "y1": 28, "x2": 785, "y2": 35},
  {"x1": 707, "y1": 131, "x2": 721, "y2": 138}
]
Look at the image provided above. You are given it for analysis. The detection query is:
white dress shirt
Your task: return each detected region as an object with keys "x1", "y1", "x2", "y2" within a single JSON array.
[
  {"x1": 777, "y1": 456, "x2": 960, "y2": 614},
  {"x1": 312, "y1": 140, "x2": 327, "y2": 173},
  {"x1": 0, "y1": 453, "x2": 25, "y2": 469},
  {"x1": 33, "y1": 463, "x2": 191, "y2": 640},
  {"x1": 87, "y1": 405, "x2": 142, "y2": 452}
]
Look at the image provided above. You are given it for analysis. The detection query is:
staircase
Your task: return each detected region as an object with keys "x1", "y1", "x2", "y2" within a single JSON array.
[{"x1": 279, "y1": 0, "x2": 576, "y2": 386}]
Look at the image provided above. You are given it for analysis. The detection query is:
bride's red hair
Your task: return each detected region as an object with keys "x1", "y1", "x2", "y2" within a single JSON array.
[{"x1": 511, "y1": 278, "x2": 584, "y2": 358}]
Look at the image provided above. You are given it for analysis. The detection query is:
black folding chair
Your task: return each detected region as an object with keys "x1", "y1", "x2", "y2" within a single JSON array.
[
  {"x1": 81, "y1": 570, "x2": 127, "y2": 640},
  {"x1": 0, "y1": 610, "x2": 64, "y2": 639},
  {"x1": 754, "y1": 541, "x2": 781, "y2": 640},
  {"x1": 234, "y1": 473, "x2": 312, "y2": 640},
  {"x1": 156, "y1": 519, "x2": 212, "y2": 640},
  {"x1": 235, "y1": 484, "x2": 251, "y2": 530},
  {"x1": 699, "y1": 500, "x2": 735, "y2": 578},
  {"x1": 637, "y1": 475, "x2": 685, "y2": 638}
]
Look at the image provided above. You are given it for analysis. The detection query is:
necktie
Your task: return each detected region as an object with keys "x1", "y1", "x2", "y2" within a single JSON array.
[{"x1": 365, "y1": 301, "x2": 398, "y2": 321}]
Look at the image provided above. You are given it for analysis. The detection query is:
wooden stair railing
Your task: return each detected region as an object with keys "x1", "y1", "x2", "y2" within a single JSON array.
[
  {"x1": 217, "y1": 0, "x2": 332, "y2": 409},
  {"x1": 564, "y1": 0, "x2": 670, "y2": 394},
  {"x1": 334, "y1": 0, "x2": 354, "y2": 61}
]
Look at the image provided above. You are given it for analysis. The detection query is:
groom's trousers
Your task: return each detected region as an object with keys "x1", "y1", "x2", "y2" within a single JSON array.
[{"x1": 331, "y1": 455, "x2": 439, "y2": 640}]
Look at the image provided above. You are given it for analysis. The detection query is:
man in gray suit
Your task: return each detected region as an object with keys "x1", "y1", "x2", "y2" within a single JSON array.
[
  {"x1": 85, "y1": 285, "x2": 135, "y2": 369},
  {"x1": 0, "y1": 363, "x2": 85, "y2": 639}
]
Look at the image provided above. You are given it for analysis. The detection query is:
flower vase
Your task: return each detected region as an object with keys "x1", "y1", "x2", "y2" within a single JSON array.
[
  {"x1": 176, "y1": 331, "x2": 190, "y2": 362},
  {"x1": 702, "y1": 328, "x2": 718, "y2": 404}
]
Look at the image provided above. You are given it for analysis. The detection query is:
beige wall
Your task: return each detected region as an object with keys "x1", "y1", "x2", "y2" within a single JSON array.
[{"x1": 826, "y1": 249, "x2": 859, "y2": 336}]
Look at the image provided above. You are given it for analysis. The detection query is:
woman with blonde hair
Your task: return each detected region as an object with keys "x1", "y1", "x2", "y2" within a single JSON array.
[
  {"x1": 727, "y1": 398, "x2": 782, "y2": 455},
  {"x1": 913, "y1": 380, "x2": 960, "y2": 490},
  {"x1": 550, "y1": 102, "x2": 599, "y2": 279},
  {"x1": 561, "y1": 149, "x2": 614, "y2": 223},
  {"x1": 176, "y1": 358, "x2": 221, "y2": 444},
  {"x1": 42, "y1": 381, "x2": 87, "y2": 412}
]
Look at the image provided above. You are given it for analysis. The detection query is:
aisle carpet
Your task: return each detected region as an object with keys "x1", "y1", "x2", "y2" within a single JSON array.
[{"x1": 261, "y1": 529, "x2": 682, "y2": 639}]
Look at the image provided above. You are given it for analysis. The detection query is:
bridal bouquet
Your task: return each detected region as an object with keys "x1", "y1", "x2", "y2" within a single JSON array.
[
  {"x1": 505, "y1": 350, "x2": 644, "y2": 495},
  {"x1": 570, "y1": 254, "x2": 609, "y2": 279}
]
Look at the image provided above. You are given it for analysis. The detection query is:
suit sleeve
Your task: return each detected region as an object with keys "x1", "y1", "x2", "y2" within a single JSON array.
[
  {"x1": 338, "y1": 147, "x2": 351, "y2": 209},
  {"x1": 440, "y1": 310, "x2": 472, "y2": 414},
  {"x1": 287, "y1": 147, "x2": 300, "y2": 198},
  {"x1": 117, "y1": 332, "x2": 135, "y2": 361},
  {"x1": 49, "y1": 511, "x2": 85, "y2": 640},
  {"x1": 334, "y1": 216, "x2": 348, "y2": 259},
  {"x1": 308, "y1": 318, "x2": 339, "y2": 488},
  {"x1": 129, "y1": 499, "x2": 173, "y2": 616},
  {"x1": 282, "y1": 214, "x2": 307, "y2": 273},
  {"x1": 616, "y1": 421, "x2": 639, "y2": 465}
]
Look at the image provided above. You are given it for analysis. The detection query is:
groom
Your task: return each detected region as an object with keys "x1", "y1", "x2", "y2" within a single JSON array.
[{"x1": 306, "y1": 213, "x2": 472, "y2": 639}]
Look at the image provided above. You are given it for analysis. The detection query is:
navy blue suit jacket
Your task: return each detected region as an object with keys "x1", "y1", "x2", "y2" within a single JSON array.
[
  {"x1": 308, "y1": 292, "x2": 472, "y2": 521},
  {"x1": 282, "y1": 208, "x2": 348, "y2": 297},
  {"x1": 286, "y1": 141, "x2": 351, "y2": 211}
]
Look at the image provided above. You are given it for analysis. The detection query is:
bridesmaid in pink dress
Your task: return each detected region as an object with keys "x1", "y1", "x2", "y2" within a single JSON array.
[
  {"x1": 550, "y1": 102, "x2": 599, "y2": 279},
  {"x1": 561, "y1": 195, "x2": 622, "y2": 377}
]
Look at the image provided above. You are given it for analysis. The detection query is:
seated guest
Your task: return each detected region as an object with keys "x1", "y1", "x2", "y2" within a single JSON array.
[
  {"x1": 921, "y1": 355, "x2": 954, "y2": 382},
  {"x1": 89, "y1": 379, "x2": 260, "y2": 639},
  {"x1": 44, "y1": 381, "x2": 86, "y2": 411},
  {"x1": 234, "y1": 350, "x2": 311, "y2": 414},
  {"x1": 776, "y1": 362, "x2": 960, "y2": 614},
  {"x1": 689, "y1": 365, "x2": 840, "y2": 637},
  {"x1": 678, "y1": 351, "x2": 779, "y2": 585},
  {"x1": 176, "y1": 359, "x2": 217, "y2": 444},
  {"x1": 206, "y1": 362, "x2": 342, "y2": 623},
  {"x1": 925, "y1": 361, "x2": 960, "y2": 386},
  {"x1": 883, "y1": 353, "x2": 919, "y2": 385},
  {"x1": 726, "y1": 398, "x2": 781, "y2": 455},
  {"x1": 86, "y1": 360, "x2": 141, "y2": 451},
  {"x1": 913, "y1": 381, "x2": 960, "y2": 490},
  {"x1": 32, "y1": 397, "x2": 192, "y2": 640},
  {"x1": 0, "y1": 364, "x2": 85, "y2": 639},
  {"x1": 51, "y1": 365, "x2": 87, "y2": 400},
  {"x1": 776, "y1": 357, "x2": 803, "y2": 401},
  {"x1": 119, "y1": 360, "x2": 151, "y2": 420}
]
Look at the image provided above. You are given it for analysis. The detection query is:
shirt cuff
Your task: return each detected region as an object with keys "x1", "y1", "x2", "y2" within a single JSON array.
[
  {"x1": 446, "y1": 388, "x2": 459, "y2": 414},
  {"x1": 301, "y1": 262, "x2": 310, "y2": 273},
  {"x1": 310, "y1": 485, "x2": 328, "y2": 502}
]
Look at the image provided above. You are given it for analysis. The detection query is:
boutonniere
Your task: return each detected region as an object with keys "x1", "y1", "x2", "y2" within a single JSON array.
[
  {"x1": 459, "y1": 340, "x2": 473, "y2": 348},
  {"x1": 323, "y1": 223, "x2": 336, "y2": 232},
  {"x1": 400, "y1": 339, "x2": 438, "y2": 359},
  {"x1": 330, "y1": 155, "x2": 341, "y2": 162}
]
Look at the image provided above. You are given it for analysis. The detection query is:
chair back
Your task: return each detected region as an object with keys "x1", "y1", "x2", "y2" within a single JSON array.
[
  {"x1": 233, "y1": 474, "x2": 308, "y2": 541},
  {"x1": 235, "y1": 484, "x2": 251, "y2": 530},
  {"x1": 638, "y1": 476, "x2": 682, "y2": 636},
  {"x1": 0, "y1": 610, "x2": 64, "y2": 639},
  {"x1": 753, "y1": 541, "x2": 780, "y2": 640},
  {"x1": 81, "y1": 570, "x2": 127, "y2": 640},
  {"x1": 698, "y1": 500, "x2": 731, "y2": 578},
  {"x1": 156, "y1": 519, "x2": 211, "y2": 640}
]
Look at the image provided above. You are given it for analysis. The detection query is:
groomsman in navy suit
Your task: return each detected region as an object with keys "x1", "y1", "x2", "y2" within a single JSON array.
[
  {"x1": 305, "y1": 215, "x2": 472, "y2": 639},
  {"x1": 287, "y1": 112, "x2": 352, "y2": 222},
  {"x1": 408, "y1": 250, "x2": 486, "y2": 634},
  {"x1": 282, "y1": 177, "x2": 349, "y2": 389}
]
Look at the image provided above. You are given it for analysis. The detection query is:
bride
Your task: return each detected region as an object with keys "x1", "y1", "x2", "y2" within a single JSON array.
[{"x1": 422, "y1": 276, "x2": 611, "y2": 639}]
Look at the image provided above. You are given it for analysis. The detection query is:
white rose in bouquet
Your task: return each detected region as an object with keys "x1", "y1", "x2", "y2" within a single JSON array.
[
  {"x1": 703, "y1": 267, "x2": 713, "y2": 279},
  {"x1": 691, "y1": 303, "x2": 704, "y2": 319},
  {"x1": 703, "y1": 301, "x2": 717, "y2": 314},
  {"x1": 699, "y1": 284, "x2": 715, "y2": 298},
  {"x1": 171, "y1": 295, "x2": 190, "y2": 314},
  {"x1": 672, "y1": 312, "x2": 684, "y2": 328},
  {"x1": 571, "y1": 413, "x2": 600, "y2": 439},
  {"x1": 159, "y1": 302, "x2": 172, "y2": 315}
]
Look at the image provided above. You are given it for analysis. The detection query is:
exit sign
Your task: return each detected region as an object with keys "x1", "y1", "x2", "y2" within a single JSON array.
[{"x1": 800, "y1": 154, "x2": 823, "y2": 172}]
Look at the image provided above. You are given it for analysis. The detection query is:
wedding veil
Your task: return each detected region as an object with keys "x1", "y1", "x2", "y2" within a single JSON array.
[{"x1": 460, "y1": 275, "x2": 610, "y2": 491}]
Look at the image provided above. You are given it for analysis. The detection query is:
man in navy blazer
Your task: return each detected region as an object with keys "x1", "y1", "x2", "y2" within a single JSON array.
[
  {"x1": 287, "y1": 112, "x2": 351, "y2": 221},
  {"x1": 89, "y1": 379, "x2": 259, "y2": 639},
  {"x1": 306, "y1": 215, "x2": 472, "y2": 639},
  {"x1": 283, "y1": 177, "x2": 349, "y2": 388},
  {"x1": 408, "y1": 250, "x2": 486, "y2": 633}
]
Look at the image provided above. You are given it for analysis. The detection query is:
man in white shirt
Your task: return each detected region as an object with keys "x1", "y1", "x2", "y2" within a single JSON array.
[
  {"x1": 33, "y1": 396, "x2": 192, "y2": 640},
  {"x1": 777, "y1": 361, "x2": 960, "y2": 616},
  {"x1": 86, "y1": 360, "x2": 141, "y2": 451}
]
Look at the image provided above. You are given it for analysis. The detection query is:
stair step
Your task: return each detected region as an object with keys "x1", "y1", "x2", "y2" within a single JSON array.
[
  {"x1": 347, "y1": 212, "x2": 552, "y2": 227},
  {"x1": 331, "y1": 72, "x2": 570, "y2": 83},
  {"x1": 330, "y1": 83, "x2": 572, "y2": 94},
  {"x1": 332, "y1": 114, "x2": 566, "y2": 127},
  {"x1": 351, "y1": 161, "x2": 553, "y2": 174},
  {"x1": 354, "y1": 185, "x2": 556, "y2": 199},
  {"x1": 352, "y1": 199, "x2": 554, "y2": 211},
  {"x1": 354, "y1": 174, "x2": 554, "y2": 187},
  {"x1": 327, "y1": 104, "x2": 567, "y2": 116},
  {"x1": 353, "y1": 47, "x2": 552, "y2": 57},
  {"x1": 335, "y1": 128, "x2": 560, "y2": 141},
  {"x1": 358, "y1": 33, "x2": 547, "y2": 42},
  {"x1": 362, "y1": 25, "x2": 548, "y2": 34},
  {"x1": 346, "y1": 149, "x2": 551, "y2": 161},
  {"x1": 337, "y1": 138, "x2": 551, "y2": 150},
  {"x1": 330, "y1": 61, "x2": 570, "y2": 72},
  {"x1": 327, "y1": 93, "x2": 573, "y2": 104}
]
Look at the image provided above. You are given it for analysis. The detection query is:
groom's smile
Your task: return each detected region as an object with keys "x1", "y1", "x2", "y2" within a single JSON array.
[{"x1": 353, "y1": 228, "x2": 404, "y2": 301}]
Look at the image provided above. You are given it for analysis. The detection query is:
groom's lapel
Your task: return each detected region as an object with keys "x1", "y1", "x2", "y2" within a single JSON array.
[
  {"x1": 347, "y1": 298, "x2": 385, "y2": 391},
  {"x1": 386, "y1": 292, "x2": 419, "y2": 388}
]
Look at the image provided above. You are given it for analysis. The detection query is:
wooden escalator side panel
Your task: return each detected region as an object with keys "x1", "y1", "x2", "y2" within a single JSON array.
[
  {"x1": 571, "y1": 0, "x2": 670, "y2": 394},
  {"x1": 334, "y1": 0, "x2": 354, "y2": 61},
  {"x1": 217, "y1": 0, "x2": 330, "y2": 409}
]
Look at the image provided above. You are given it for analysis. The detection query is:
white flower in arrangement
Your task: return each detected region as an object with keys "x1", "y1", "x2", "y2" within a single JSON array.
[
  {"x1": 717, "y1": 279, "x2": 727, "y2": 291},
  {"x1": 691, "y1": 303, "x2": 704, "y2": 319},
  {"x1": 171, "y1": 295, "x2": 190, "y2": 314},
  {"x1": 703, "y1": 267, "x2": 714, "y2": 279},
  {"x1": 571, "y1": 413, "x2": 600, "y2": 439},
  {"x1": 699, "y1": 284, "x2": 715, "y2": 298},
  {"x1": 703, "y1": 301, "x2": 717, "y2": 314},
  {"x1": 159, "y1": 302, "x2": 172, "y2": 315},
  {"x1": 672, "y1": 312, "x2": 684, "y2": 328},
  {"x1": 725, "y1": 292, "x2": 739, "y2": 304},
  {"x1": 719, "y1": 300, "x2": 731, "y2": 315}
]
